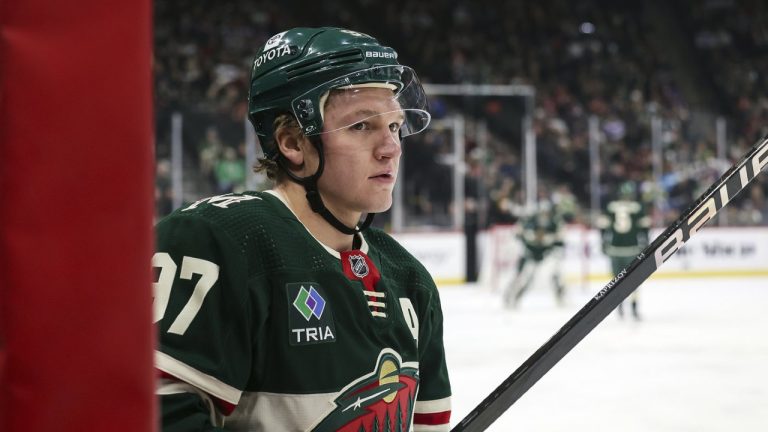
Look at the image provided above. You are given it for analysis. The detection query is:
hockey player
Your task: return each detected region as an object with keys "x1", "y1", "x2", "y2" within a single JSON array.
[
  {"x1": 153, "y1": 28, "x2": 451, "y2": 431},
  {"x1": 503, "y1": 204, "x2": 566, "y2": 308},
  {"x1": 598, "y1": 181, "x2": 651, "y2": 320}
]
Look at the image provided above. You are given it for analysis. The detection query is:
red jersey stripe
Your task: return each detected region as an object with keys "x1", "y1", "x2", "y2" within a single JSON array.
[{"x1": 414, "y1": 410, "x2": 451, "y2": 425}]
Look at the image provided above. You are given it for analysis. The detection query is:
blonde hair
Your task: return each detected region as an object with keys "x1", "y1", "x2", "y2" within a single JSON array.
[{"x1": 253, "y1": 113, "x2": 304, "y2": 182}]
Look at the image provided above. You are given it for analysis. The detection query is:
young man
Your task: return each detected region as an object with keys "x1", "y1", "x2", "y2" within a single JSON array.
[
  {"x1": 598, "y1": 181, "x2": 651, "y2": 320},
  {"x1": 153, "y1": 28, "x2": 452, "y2": 431}
]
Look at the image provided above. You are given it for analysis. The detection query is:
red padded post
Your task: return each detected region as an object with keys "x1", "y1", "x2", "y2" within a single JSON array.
[{"x1": 0, "y1": 1, "x2": 156, "y2": 430}]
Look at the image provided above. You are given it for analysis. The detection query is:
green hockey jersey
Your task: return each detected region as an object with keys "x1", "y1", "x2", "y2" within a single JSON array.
[
  {"x1": 518, "y1": 211, "x2": 564, "y2": 262},
  {"x1": 598, "y1": 199, "x2": 651, "y2": 258},
  {"x1": 153, "y1": 190, "x2": 451, "y2": 431}
]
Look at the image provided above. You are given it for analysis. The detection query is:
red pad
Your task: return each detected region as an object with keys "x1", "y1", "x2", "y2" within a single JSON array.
[{"x1": 0, "y1": 1, "x2": 155, "y2": 430}]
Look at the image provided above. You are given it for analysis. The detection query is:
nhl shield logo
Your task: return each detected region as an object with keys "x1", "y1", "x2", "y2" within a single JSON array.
[{"x1": 348, "y1": 254, "x2": 369, "y2": 278}]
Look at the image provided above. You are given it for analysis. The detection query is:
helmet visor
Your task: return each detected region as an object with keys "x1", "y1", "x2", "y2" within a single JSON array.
[{"x1": 291, "y1": 65, "x2": 431, "y2": 137}]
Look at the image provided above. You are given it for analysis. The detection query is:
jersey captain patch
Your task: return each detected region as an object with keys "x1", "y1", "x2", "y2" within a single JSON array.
[{"x1": 287, "y1": 283, "x2": 336, "y2": 346}]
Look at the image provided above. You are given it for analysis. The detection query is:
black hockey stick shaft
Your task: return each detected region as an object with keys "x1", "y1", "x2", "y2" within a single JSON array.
[{"x1": 452, "y1": 137, "x2": 768, "y2": 432}]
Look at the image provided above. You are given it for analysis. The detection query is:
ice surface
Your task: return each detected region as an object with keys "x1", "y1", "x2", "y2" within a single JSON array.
[{"x1": 440, "y1": 277, "x2": 768, "y2": 431}]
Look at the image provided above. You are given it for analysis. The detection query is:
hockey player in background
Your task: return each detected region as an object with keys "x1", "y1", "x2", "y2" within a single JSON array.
[
  {"x1": 503, "y1": 203, "x2": 566, "y2": 308},
  {"x1": 153, "y1": 27, "x2": 451, "y2": 431},
  {"x1": 598, "y1": 181, "x2": 651, "y2": 320}
]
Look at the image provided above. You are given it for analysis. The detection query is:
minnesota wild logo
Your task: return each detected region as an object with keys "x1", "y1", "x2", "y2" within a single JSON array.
[{"x1": 312, "y1": 349, "x2": 419, "y2": 432}]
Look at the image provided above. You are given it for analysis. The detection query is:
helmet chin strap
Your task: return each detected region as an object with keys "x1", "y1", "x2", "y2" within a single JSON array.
[{"x1": 279, "y1": 135, "x2": 374, "y2": 236}]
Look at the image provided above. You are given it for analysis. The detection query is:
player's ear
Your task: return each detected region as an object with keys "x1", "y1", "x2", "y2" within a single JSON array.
[{"x1": 274, "y1": 123, "x2": 309, "y2": 168}]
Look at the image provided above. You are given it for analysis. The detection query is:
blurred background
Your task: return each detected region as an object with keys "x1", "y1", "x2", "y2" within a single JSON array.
[{"x1": 153, "y1": 0, "x2": 767, "y2": 285}]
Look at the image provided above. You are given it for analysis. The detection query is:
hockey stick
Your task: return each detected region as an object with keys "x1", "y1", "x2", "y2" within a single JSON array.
[{"x1": 452, "y1": 136, "x2": 768, "y2": 432}]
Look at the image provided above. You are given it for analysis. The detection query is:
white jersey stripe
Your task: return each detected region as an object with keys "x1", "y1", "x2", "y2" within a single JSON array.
[
  {"x1": 415, "y1": 396, "x2": 452, "y2": 413},
  {"x1": 155, "y1": 350, "x2": 241, "y2": 405},
  {"x1": 157, "y1": 378, "x2": 225, "y2": 427},
  {"x1": 226, "y1": 390, "x2": 340, "y2": 431},
  {"x1": 414, "y1": 424, "x2": 450, "y2": 432}
]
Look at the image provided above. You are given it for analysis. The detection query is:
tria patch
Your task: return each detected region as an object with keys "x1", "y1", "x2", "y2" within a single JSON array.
[{"x1": 286, "y1": 283, "x2": 336, "y2": 346}]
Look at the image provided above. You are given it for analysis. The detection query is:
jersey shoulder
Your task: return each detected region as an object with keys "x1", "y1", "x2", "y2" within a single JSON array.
[
  {"x1": 157, "y1": 191, "x2": 290, "y2": 237},
  {"x1": 155, "y1": 191, "x2": 295, "y2": 275},
  {"x1": 363, "y1": 227, "x2": 436, "y2": 290},
  {"x1": 162, "y1": 191, "x2": 275, "y2": 220}
]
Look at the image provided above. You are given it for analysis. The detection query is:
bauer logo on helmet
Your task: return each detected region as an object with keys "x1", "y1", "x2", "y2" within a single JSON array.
[{"x1": 365, "y1": 51, "x2": 397, "y2": 59}]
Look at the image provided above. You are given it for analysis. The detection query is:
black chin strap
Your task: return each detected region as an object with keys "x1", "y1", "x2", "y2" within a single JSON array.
[{"x1": 280, "y1": 136, "x2": 375, "y2": 236}]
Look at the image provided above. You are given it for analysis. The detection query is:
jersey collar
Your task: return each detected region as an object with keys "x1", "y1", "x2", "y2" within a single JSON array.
[{"x1": 263, "y1": 189, "x2": 370, "y2": 257}]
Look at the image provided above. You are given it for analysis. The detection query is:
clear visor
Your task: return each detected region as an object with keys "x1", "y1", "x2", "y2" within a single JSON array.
[{"x1": 291, "y1": 65, "x2": 431, "y2": 137}]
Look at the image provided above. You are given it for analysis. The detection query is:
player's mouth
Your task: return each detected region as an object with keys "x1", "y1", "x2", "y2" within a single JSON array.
[{"x1": 369, "y1": 171, "x2": 395, "y2": 183}]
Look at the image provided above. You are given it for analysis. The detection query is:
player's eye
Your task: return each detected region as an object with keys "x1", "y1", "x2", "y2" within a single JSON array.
[
  {"x1": 350, "y1": 122, "x2": 368, "y2": 131},
  {"x1": 389, "y1": 122, "x2": 402, "y2": 133}
]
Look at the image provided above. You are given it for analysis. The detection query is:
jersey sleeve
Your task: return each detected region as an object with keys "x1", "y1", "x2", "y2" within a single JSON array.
[
  {"x1": 413, "y1": 284, "x2": 452, "y2": 431},
  {"x1": 159, "y1": 390, "x2": 228, "y2": 432},
  {"x1": 153, "y1": 213, "x2": 253, "y2": 423}
]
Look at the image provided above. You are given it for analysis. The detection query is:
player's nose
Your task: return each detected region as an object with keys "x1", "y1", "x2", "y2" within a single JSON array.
[{"x1": 374, "y1": 129, "x2": 401, "y2": 160}]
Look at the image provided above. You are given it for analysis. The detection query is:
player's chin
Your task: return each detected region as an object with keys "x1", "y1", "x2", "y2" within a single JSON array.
[{"x1": 362, "y1": 192, "x2": 393, "y2": 213}]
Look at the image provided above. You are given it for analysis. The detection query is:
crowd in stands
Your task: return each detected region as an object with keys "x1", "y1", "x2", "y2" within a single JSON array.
[
  {"x1": 685, "y1": 0, "x2": 768, "y2": 225},
  {"x1": 154, "y1": 0, "x2": 768, "y2": 228}
]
